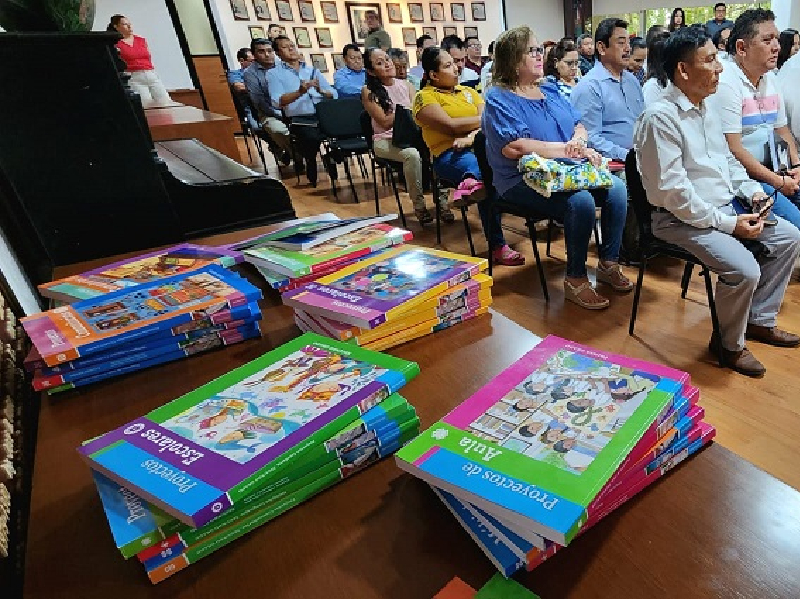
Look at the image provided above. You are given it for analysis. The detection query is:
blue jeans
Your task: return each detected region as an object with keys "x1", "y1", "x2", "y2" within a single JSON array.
[
  {"x1": 760, "y1": 182, "x2": 800, "y2": 230},
  {"x1": 433, "y1": 148, "x2": 506, "y2": 249},
  {"x1": 500, "y1": 176, "x2": 628, "y2": 277}
]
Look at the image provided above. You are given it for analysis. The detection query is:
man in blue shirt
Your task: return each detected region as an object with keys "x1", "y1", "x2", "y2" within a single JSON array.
[
  {"x1": 706, "y1": 3, "x2": 735, "y2": 38},
  {"x1": 242, "y1": 38, "x2": 292, "y2": 162},
  {"x1": 227, "y1": 47, "x2": 253, "y2": 92},
  {"x1": 267, "y1": 35, "x2": 338, "y2": 186},
  {"x1": 571, "y1": 18, "x2": 645, "y2": 162},
  {"x1": 333, "y1": 44, "x2": 365, "y2": 98}
]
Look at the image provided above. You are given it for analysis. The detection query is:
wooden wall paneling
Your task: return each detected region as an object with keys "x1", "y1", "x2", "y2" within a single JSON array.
[{"x1": 191, "y1": 54, "x2": 240, "y2": 124}]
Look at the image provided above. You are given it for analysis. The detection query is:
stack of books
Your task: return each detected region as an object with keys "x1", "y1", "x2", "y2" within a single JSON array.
[
  {"x1": 21, "y1": 265, "x2": 263, "y2": 394},
  {"x1": 230, "y1": 213, "x2": 412, "y2": 294},
  {"x1": 285, "y1": 245, "x2": 493, "y2": 352},
  {"x1": 76, "y1": 333, "x2": 420, "y2": 583},
  {"x1": 395, "y1": 335, "x2": 714, "y2": 577}
]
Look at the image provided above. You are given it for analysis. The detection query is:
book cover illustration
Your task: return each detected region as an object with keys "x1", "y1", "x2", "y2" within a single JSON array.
[
  {"x1": 395, "y1": 335, "x2": 686, "y2": 545},
  {"x1": 244, "y1": 223, "x2": 412, "y2": 277},
  {"x1": 23, "y1": 265, "x2": 260, "y2": 366},
  {"x1": 283, "y1": 246, "x2": 487, "y2": 328},
  {"x1": 79, "y1": 333, "x2": 417, "y2": 527},
  {"x1": 38, "y1": 244, "x2": 243, "y2": 302},
  {"x1": 223, "y1": 213, "x2": 340, "y2": 251},
  {"x1": 265, "y1": 214, "x2": 398, "y2": 250}
]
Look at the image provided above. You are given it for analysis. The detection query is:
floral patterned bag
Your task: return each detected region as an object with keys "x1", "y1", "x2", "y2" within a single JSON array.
[{"x1": 518, "y1": 152, "x2": 614, "y2": 198}]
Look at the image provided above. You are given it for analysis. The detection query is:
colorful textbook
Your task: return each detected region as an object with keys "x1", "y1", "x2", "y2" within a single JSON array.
[
  {"x1": 283, "y1": 246, "x2": 488, "y2": 329},
  {"x1": 22, "y1": 265, "x2": 261, "y2": 367},
  {"x1": 395, "y1": 335, "x2": 689, "y2": 545},
  {"x1": 78, "y1": 332, "x2": 419, "y2": 528},
  {"x1": 37, "y1": 243, "x2": 243, "y2": 303}
]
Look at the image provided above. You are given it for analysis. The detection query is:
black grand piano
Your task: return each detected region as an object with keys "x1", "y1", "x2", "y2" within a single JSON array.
[{"x1": 0, "y1": 32, "x2": 295, "y2": 289}]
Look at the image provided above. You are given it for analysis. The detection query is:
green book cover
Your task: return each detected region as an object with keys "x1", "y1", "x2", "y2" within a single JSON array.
[{"x1": 475, "y1": 573, "x2": 539, "y2": 599}]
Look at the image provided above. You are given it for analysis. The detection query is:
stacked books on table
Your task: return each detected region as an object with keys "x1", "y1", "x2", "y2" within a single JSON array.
[
  {"x1": 37, "y1": 243, "x2": 244, "y2": 304},
  {"x1": 286, "y1": 245, "x2": 493, "y2": 352},
  {"x1": 395, "y1": 335, "x2": 714, "y2": 578},
  {"x1": 22, "y1": 265, "x2": 263, "y2": 394},
  {"x1": 235, "y1": 214, "x2": 412, "y2": 294},
  {"x1": 77, "y1": 332, "x2": 420, "y2": 583}
]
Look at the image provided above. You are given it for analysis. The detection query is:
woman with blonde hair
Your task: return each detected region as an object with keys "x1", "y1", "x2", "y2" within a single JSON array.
[{"x1": 482, "y1": 27, "x2": 631, "y2": 309}]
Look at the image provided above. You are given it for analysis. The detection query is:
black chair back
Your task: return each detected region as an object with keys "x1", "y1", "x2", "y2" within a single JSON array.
[
  {"x1": 624, "y1": 148, "x2": 654, "y2": 241},
  {"x1": 359, "y1": 110, "x2": 375, "y2": 152},
  {"x1": 316, "y1": 98, "x2": 365, "y2": 140},
  {"x1": 473, "y1": 130, "x2": 494, "y2": 193}
]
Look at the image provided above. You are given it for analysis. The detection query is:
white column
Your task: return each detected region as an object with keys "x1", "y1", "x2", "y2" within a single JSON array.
[{"x1": 773, "y1": 0, "x2": 800, "y2": 30}]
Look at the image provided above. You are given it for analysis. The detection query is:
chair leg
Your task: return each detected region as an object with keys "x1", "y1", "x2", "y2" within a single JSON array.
[
  {"x1": 702, "y1": 267, "x2": 725, "y2": 367},
  {"x1": 594, "y1": 221, "x2": 601, "y2": 248},
  {"x1": 388, "y1": 168, "x2": 406, "y2": 229},
  {"x1": 433, "y1": 175, "x2": 442, "y2": 244},
  {"x1": 526, "y1": 218, "x2": 549, "y2": 302},
  {"x1": 461, "y1": 207, "x2": 475, "y2": 256},
  {"x1": 681, "y1": 262, "x2": 693, "y2": 298},
  {"x1": 357, "y1": 154, "x2": 368, "y2": 178},
  {"x1": 487, "y1": 206, "x2": 495, "y2": 277},
  {"x1": 628, "y1": 254, "x2": 648, "y2": 336},
  {"x1": 253, "y1": 135, "x2": 268, "y2": 175},
  {"x1": 546, "y1": 219, "x2": 554, "y2": 258},
  {"x1": 372, "y1": 160, "x2": 380, "y2": 216},
  {"x1": 243, "y1": 131, "x2": 253, "y2": 162},
  {"x1": 343, "y1": 156, "x2": 358, "y2": 203}
]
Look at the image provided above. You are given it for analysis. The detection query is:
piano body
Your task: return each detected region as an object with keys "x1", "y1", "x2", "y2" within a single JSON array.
[{"x1": 0, "y1": 32, "x2": 294, "y2": 288}]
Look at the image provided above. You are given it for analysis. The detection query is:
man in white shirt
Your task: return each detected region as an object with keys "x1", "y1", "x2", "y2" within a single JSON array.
[
  {"x1": 634, "y1": 27, "x2": 800, "y2": 377},
  {"x1": 777, "y1": 51, "x2": 800, "y2": 147},
  {"x1": 705, "y1": 9, "x2": 800, "y2": 230}
]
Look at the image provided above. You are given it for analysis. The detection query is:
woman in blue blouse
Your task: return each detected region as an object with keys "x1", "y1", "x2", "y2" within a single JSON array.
[{"x1": 482, "y1": 26, "x2": 631, "y2": 310}]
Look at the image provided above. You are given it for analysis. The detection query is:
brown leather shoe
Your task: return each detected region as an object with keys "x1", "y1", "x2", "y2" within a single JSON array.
[
  {"x1": 745, "y1": 324, "x2": 800, "y2": 348},
  {"x1": 709, "y1": 336, "x2": 766, "y2": 378}
]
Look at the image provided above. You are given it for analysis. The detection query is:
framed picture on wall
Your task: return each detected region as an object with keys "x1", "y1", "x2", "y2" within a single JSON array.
[
  {"x1": 451, "y1": 3, "x2": 465, "y2": 21},
  {"x1": 333, "y1": 53, "x2": 346, "y2": 70},
  {"x1": 402, "y1": 27, "x2": 417, "y2": 47},
  {"x1": 294, "y1": 26, "x2": 313, "y2": 48},
  {"x1": 229, "y1": 0, "x2": 249, "y2": 20},
  {"x1": 408, "y1": 3, "x2": 424, "y2": 23},
  {"x1": 315, "y1": 27, "x2": 334, "y2": 48},
  {"x1": 430, "y1": 3, "x2": 445, "y2": 22},
  {"x1": 298, "y1": 0, "x2": 316, "y2": 22},
  {"x1": 249, "y1": 25, "x2": 267, "y2": 39},
  {"x1": 275, "y1": 0, "x2": 294, "y2": 21},
  {"x1": 320, "y1": 1, "x2": 339, "y2": 23},
  {"x1": 422, "y1": 26, "x2": 438, "y2": 44},
  {"x1": 464, "y1": 26, "x2": 479, "y2": 39},
  {"x1": 253, "y1": 0, "x2": 271, "y2": 20},
  {"x1": 345, "y1": 2, "x2": 382, "y2": 46},
  {"x1": 386, "y1": 3, "x2": 403, "y2": 23},
  {"x1": 471, "y1": 2, "x2": 486, "y2": 21},
  {"x1": 443, "y1": 25, "x2": 457, "y2": 37},
  {"x1": 310, "y1": 53, "x2": 329, "y2": 72}
]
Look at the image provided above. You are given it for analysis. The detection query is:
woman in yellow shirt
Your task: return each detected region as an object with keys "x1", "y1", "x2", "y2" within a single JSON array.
[{"x1": 413, "y1": 46, "x2": 524, "y2": 265}]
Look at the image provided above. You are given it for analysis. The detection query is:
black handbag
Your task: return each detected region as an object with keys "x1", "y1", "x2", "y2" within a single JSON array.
[{"x1": 391, "y1": 104, "x2": 422, "y2": 150}]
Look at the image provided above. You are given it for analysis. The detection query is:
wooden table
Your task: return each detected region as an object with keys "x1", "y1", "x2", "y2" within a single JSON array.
[
  {"x1": 145, "y1": 105, "x2": 240, "y2": 162},
  {"x1": 24, "y1": 230, "x2": 800, "y2": 598}
]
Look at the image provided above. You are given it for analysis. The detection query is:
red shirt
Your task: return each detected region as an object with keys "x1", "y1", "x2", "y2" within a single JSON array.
[{"x1": 116, "y1": 35, "x2": 154, "y2": 72}]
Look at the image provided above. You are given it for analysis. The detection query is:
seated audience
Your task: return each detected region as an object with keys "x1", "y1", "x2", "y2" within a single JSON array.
[
  {"x1": 243, "y1": 38, "x2": 292, "y2": 158},
  {"x1": 571, "y1": 18, "x2": 645, "y2": 162},
  {"x1": 712, "y1": 25, "x2": 732, "y2": 56},
  {"x1": 228, "y1": 47, "x2": 254, "y2": 92},
  {"x1": 483, "y1": 26, "x2": 631, "y2": 307},
  {"x1": 464, "y1": 36, "x2": 487, "y2": 80},
  {"x1": 642, "y1": 30, "x2": 670, "y2": 105},
  {"x1": 333, "y1": 44, "x2": 366, "y2": 98},
  {"x1": 414, "y1": 46, "x2": 524, "y2": 265},
  {"x1": 480, "y1": 41, "x2": 495, "y2": 96},
  {"x1": 441, "y1": 35, "x2": 479, "y2": 88},
  {"x1": 627, "y1": 37, "x2": 647, "y2": 84},
  {"x1": 777, "y1": 51, "x2": 800, "y2": 145},
  {"x1": 543, "y1": 39, "x2": 580, "y2": 99},
  {"x1": 778, "y1": 28, "x2": 800, "y2": 69},
  {"x1": 706, "y1": 9, "x2": 800, "y2": 230},
  {"x1": 634, "y1": 26, "x2": 800, "y2": 377},
  {"x1": 362, "y1": 48, "x2": 432, "y2": 224},
  {"x1": 409, "y1": 34, "x2": 435, "y2": 83},
  {"x1": 388, "y1": 48, "x2": 410, "y2": 80},
  {"x1": 267, "y1": 36, "x2": 338, "y2": 187},
  {"x1": 669, "y1": 7, "x2": 687, "y2": 32},
  {"x1": 577, "y1": 33, "x2": 595, "y2": 75},
  {"x1": 706, "y1": 2, "x2": 735, "y2": 38}
]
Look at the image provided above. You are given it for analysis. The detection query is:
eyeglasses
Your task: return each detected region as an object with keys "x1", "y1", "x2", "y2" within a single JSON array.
[
  {"x1": 528, "y1": 46, "x2": 545, "y2": 57},
  {"x1": 468, "y1": 43, "x2": 482, "y2": 48},
  {"x1": 562, "y1": 59, "x2": 579, "y2": 66}
]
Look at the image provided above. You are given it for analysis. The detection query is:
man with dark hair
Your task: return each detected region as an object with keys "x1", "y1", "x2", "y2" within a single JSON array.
[
  {"x1": 706, "y1": 8, "x2": 800, "y2": 231},
  {"x1": 480, "y1": 40, "x2": 495, "y2": 95},
  {"x1": 634, "y1": 26, "x2": 800, "y2": 377},
  {"x1": 571, "y1": 18, "x2": 644, "y2": 161},
  {"x1": 464, "y1": 36, "x2": 486, "y2": 78},
  {"x1": 712, "y1": 25, "x2": 732, "y2": 54},
  {"x1": 266, "y1": 35, "x2": 338, "y2": 186},
  {"x1": 267, "y1": 23, "x2": 284, "y2": 43},
  {"x1": 242, "y1": 38, "x2": 292, "y2": 158},
  {"x1": 333, "y1": 44, "x2": 365, "y2": 98},
  {"x1": 363, "y1": 10, "x2": 391, "y2": 50},
  {"x1": 627, "y1": 37, "x2": 647, "y2": 84},
  {"x1": 706, "y1": 2, "x2": 734, "y2": 38},
  {"x1": 441, "y1": 35, "x2": 477, "y2": 86},
  {"x1": 577, "y1": 33, "x2": 595, "y2": 75},
  {"x1": 409, "y1": 34, "x2": 434, "y2": 82},
  {"x1": 227, "y1": 47, "x2": 253, "y2": 92}
]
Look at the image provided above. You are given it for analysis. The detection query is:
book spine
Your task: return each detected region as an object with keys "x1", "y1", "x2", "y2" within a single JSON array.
[{"x1": 363, "y1": 307, "x2": 488, "y2": 352}]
